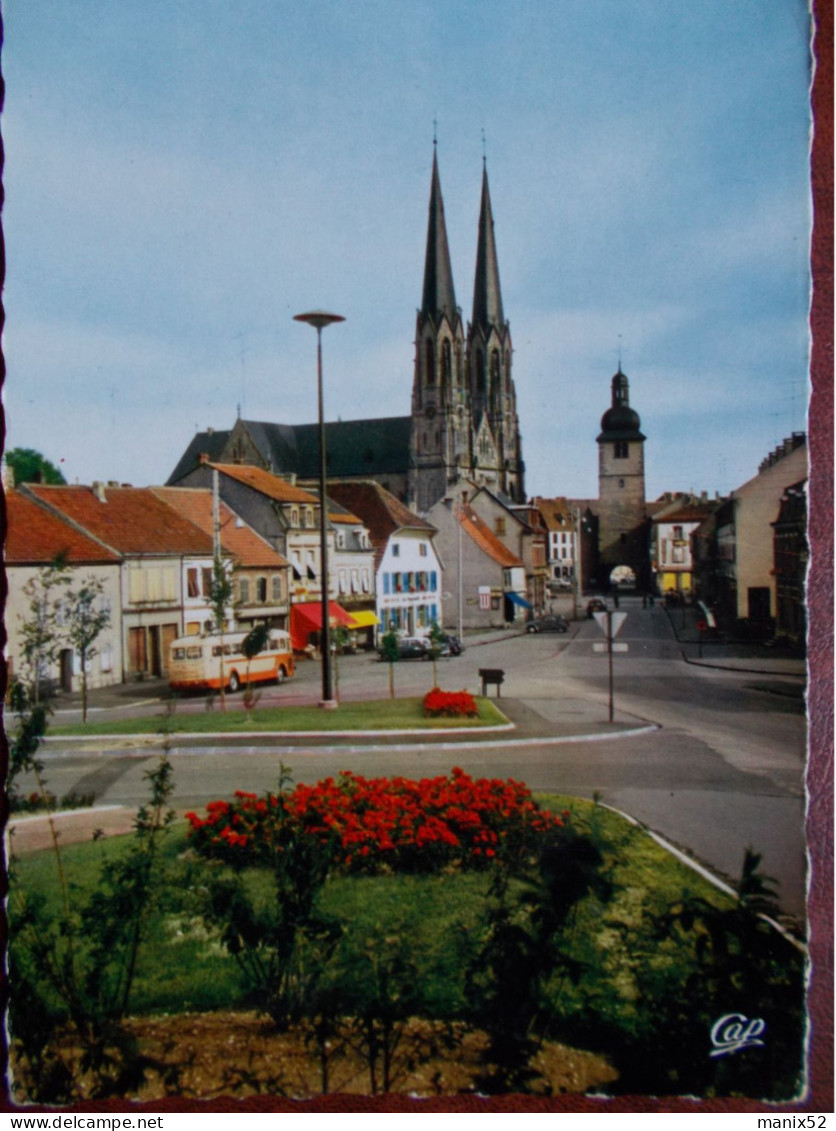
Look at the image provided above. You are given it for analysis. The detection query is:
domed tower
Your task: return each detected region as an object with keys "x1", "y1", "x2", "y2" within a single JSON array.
[{"x1": 596, "y1": 369, "x2": 648, "y2": 584}]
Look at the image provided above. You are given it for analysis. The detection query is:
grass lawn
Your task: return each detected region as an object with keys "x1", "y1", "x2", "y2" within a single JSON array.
[
  {"x1": 9, "y1": 792, "x2": 805, "y2": 1100},
  {"x1": 50, "y1": 696, "x2": 509, "y2": 736},
  {"x1": 9, "y1": 795, "x2": 736, "y2": 1020}
]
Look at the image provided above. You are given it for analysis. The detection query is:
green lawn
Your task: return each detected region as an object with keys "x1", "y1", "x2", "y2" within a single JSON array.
[
  {"x1": 9, "y1": 792, "x2": 805, "y2": 1099},
  {"x1": 51, "y1": 696, "x2": 509, "y2": 736}
]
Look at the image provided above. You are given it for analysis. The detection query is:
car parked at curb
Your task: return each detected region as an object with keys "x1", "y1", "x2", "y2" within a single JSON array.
[
  {"x1": 377, "y1": 635, "x2": 432, "y2": 661},
  {"x1": 525, "y1": 614, "x2": 569, "y2": 634}
]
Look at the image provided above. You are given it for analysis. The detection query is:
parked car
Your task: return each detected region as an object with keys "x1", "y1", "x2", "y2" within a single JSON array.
[
  {"x1": 586, "y1": 598, "x2": 607, "y2": 618},
  {"x1": 525, "y1": 614, "x2": 569, "y2": 634},
  {"x1": 377, "y1": 635, "x2": 432, "y2": 661}
]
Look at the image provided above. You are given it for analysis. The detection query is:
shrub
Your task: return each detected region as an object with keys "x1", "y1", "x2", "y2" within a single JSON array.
[
  {"x1": 186, "y1": 768, "x2": 563, "y2": 875},
  {"x1": 423, "y1": 687, "x2": 478, "y2": 718}
]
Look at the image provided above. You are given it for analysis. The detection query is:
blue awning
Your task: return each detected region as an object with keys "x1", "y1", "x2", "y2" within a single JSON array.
[{"x1": 505, "y1": 591, "x2": 533, "y2": 609}]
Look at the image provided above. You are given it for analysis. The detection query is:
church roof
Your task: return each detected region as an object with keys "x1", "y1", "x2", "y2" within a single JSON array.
[
  {"x1": 167, "y1": 428, "x2": 232, "y2": 485},
  {"x1": 421, "y1": 150, "x2": 458, "y2": 326},
  {"x1": 168, "y1": 417, "x2": 412, "y2": 485},
  {"x1": 471, "y1": 164, "x2": 505, "y2": 331}
]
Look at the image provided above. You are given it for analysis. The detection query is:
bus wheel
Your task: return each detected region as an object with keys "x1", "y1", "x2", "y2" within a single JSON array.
[
  {"x1": 228, "y1": 671, "x2": 241, "y2": 693},
  {"x1": 276, "y1": 666, "x2": 286, "y2": 684}
]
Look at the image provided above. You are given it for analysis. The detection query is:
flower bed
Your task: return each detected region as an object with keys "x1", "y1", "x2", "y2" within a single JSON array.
[
  {"x1": 423, "y1": 687, "x2": 478, "y2": 718},
  {"x1": 185, "y1": 768, "x2": 563, "y2": 874}
]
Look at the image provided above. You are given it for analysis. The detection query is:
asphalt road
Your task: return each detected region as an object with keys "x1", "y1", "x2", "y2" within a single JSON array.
[{"x1": 20, "y1": 598, "x2": 808, "y2": 922}]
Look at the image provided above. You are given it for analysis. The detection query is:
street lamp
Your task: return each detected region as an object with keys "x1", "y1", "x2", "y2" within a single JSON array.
[{"x1": 293, "y1": 309, "x2": 345, "y2": 709}]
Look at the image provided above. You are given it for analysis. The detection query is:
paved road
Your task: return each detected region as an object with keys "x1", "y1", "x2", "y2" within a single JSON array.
[{"x1": 17, "y1": 598, "x2": 808, "y2": 922}]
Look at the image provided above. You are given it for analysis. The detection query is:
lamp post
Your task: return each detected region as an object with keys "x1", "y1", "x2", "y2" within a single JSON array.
[{"x1": 293, "y1": 309, "x2": 345, "y2": 709}]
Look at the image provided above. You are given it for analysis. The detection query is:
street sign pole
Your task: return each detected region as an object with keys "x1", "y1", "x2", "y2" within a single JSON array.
[
  {"x1": 607, "y1": 611, "x2": 614, "y2": 722},
  {"x1": 593, "y1": 609, "x2": 628, "y2": 723}
]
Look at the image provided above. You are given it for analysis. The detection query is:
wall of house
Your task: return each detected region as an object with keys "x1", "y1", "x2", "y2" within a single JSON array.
[
  {"x1": 376, "y1": 531, "x2": 442, "y2": 637},
  {"x1": 426, "y1": 500, "x2": 519, "y2": 631},
  {"x1": 6, "y1": 563, "x2": 123, "y2": 694},
  {"x1": 121, "y1": 556, "x2": 185, "y2": 679},
  {"x1": 732, "y1": 444, "x2": 808, "y2": 621}
]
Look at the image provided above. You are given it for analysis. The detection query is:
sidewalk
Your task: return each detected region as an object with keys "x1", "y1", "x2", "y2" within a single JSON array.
[{"x1": 661, "y1": 605, "x2": 806, "y2": 680}]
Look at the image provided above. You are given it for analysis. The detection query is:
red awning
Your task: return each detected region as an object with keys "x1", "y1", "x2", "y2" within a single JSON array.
[{"x1": 290, "y1": 601, "x2": 354, "y2": 651}]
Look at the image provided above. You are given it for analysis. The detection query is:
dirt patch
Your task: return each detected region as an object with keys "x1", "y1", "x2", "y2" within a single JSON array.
[
  {"x1": 11, "y1": 1011, "x2": 619, "y2": 1101},
  {"x1": 129, "y1": 1012, "x2": 618, "y2": 1100}
]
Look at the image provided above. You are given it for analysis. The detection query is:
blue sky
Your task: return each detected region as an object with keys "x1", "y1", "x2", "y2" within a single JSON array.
[{"x1": 2, "y1": 0, "x2": 812, "y2": 501}]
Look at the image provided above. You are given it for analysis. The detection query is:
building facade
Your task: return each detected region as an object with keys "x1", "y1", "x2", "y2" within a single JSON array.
[
  {"x1": 408, "y1": 153, "x2": 524, "y2": 512},
  {"x1": 167, "y1": 151, "x2": 524, "y2": 518}
]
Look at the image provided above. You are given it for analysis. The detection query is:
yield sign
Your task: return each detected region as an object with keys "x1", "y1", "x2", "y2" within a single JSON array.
[{"x1": 593, "y1": 610, "x2": 627, "y2": 638}]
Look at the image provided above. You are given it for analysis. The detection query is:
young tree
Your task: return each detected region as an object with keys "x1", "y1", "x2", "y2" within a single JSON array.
[
  {"x1": 207, "y1": 552, "x2": 235, "y2": 710},
  {"x1": 62, "y1": 578, "x2": 111, "y2": 723},
  {"x1": 379, "y1": 630, "x2": 400, "y2": 700},
  {"x1": 428, "y1": 619, "x2": 446, "y2": 687},
  {"x1": 18, "y1": 557, "x2": 71, "y2": 703},
  {"x1": 241, "y1": 622, "x2": 270, "y2": 713}
]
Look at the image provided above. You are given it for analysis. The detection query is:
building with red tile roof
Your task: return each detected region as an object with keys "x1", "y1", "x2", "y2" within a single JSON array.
[
  {"x1": 150, "y1": 487, "x2": 292, "y2": 632},
  {"x1": 424, "y1": 495, "x2": 527, "y2": 632},
  {"x1": 168, "y1": 461, "x2": 376, "y2": 638},
  {"x1": 327, "y1": 480, "x2": 440, "y2": 639},
  {"x1": 22, "y1": 483, "x2": 219, "y2": 678},
  {"x1": 5, "y1": 491, "x2": 123, "y2": 692}
]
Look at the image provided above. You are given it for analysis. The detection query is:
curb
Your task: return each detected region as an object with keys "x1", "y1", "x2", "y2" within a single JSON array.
[
  {"x1": 679, "y1": 650, "x2": 807, "y2": 678},
  {"x1": 41, "y1": 722, "x2": 660, "y2": 754}
]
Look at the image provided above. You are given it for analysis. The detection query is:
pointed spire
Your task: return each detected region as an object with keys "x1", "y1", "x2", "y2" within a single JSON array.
[
  {"x1": 421, "y1": 149, "x2": 458, "y2": 324},
  {"x1": 472, "y1": 162, "x2": 505, "y2": 331}
]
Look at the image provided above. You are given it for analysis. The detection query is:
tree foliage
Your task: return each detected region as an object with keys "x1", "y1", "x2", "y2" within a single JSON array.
[{"x1": 6, "y1": 447, "x2": 66, "y2": 485}]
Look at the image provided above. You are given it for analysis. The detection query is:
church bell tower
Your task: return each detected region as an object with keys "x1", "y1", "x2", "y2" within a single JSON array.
[
  {"x1": 596, "y1": 368, "x2": 648, "y2": 584},
  {"x1": 408, "y1": 147, "x2": 467, "y2": 513}
]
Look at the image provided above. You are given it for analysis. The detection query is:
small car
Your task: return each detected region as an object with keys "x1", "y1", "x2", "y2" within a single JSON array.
[
  {"x1": 525, "y1": 614, "x2": 569, "y2": 634},
  {"x1": 586, "y1": 598, "x2": 607, "y2": 618}
]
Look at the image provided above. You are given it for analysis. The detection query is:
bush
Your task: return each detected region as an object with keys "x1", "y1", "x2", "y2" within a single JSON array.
[
  {"x1": 186, "y1": 768, "x2": 564, "y2": 874},
  {"x1": 423, "y1": 687, "x2": 478, "y2": 718}
]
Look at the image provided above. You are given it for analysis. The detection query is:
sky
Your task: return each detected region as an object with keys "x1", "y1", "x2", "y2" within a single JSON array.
[{"x1": 2, "y1": 0, "x2": 813, "y2": 502}]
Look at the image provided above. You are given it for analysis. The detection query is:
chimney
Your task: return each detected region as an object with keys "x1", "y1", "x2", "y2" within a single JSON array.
[
  {"x1": 92, "y1": 481, "x2": 107, "y2": 502},
  {"x1": 198, "y1": 453, "x2": 210, "y2": 465}
]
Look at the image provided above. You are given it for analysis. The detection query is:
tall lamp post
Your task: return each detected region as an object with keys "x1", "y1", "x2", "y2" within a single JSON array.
[{"x1": 293, "y1": 309, "x2": 345, "y2": 709}]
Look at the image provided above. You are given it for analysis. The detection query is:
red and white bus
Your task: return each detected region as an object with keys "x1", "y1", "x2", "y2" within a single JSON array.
[{"x1": 168, "y1": 629, "x2": 295, "y2": 693}]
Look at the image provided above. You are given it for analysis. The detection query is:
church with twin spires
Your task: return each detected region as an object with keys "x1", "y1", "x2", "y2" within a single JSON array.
[
  {"x1": 408, "y1": 147, "x2": 524, "y2": 511},
  {"x1": 167, "y1": 148, "x2": 525, "y2": 515}
]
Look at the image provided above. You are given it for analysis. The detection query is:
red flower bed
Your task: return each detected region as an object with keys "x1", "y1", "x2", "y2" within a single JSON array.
[
  {"x1": 423, "y1": 687, "x2": 479, "y2": 718},
  {"x1": 185, "y1": 768, "x2": 563, "y2": 874}
]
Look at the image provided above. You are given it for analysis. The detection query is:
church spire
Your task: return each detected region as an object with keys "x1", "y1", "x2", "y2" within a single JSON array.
[
  {"x1": 471, "y1": 162, "x2": 505, "y2": 331},
  {"x1": 421, "y1": 149, "x2": 458, "y2": 325}
]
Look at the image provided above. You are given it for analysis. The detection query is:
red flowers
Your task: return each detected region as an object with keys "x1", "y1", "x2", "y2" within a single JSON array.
[
  {"x1": 423, "y1": 688, "x2": 478, "y2": 718},
  {"x1": 186, "y1": 768, "x2": 563, "y2": 874}
]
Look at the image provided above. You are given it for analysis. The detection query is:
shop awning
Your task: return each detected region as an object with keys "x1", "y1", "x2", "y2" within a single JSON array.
[
  {"x1": 290, "y1": 601, "x2": 354, "y2": 651},
  {"x1": 346, "y1": 609, "x2": 381, "y2": 629},
  {"x1": 505, "y1": 591, "x2": 533, "y2": 609}
]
